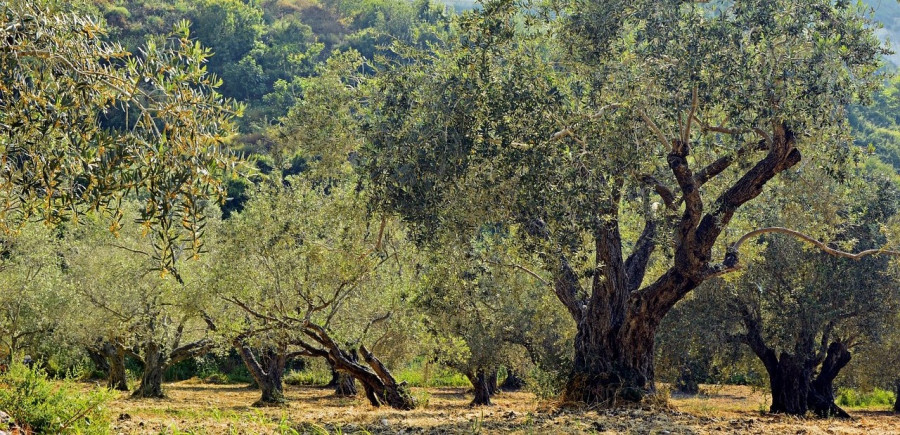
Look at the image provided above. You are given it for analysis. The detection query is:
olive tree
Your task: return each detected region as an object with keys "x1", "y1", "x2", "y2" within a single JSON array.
[
  {"x1": 0, "y1": 225, "x2": 66, "y2": 361},
  {"x1": 1, "y1": 0, "x2": 238, "y2": 277},
  {"x1": 213, "y1": 175, "x2": 419, "y2": 408},
  {"x1": 416, "y1": 231, "x2": 572, "y2": 405},
  {"x1": 363, "y1": 0, "x2": 891, "y2": 404},
  {"x1": 211, "y1": 52, "x2": 418, "y2": 409},
  {"x1": 64, "y1": 208, "x2": 217, "y2": 398}
]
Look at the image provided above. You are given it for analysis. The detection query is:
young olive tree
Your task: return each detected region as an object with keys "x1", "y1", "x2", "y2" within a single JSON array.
[
  {"x1": 417, "y1": 231, "x2": 572, "y2": 405},
  {"x1": 363, "y1": 0, "x2": 892, "y2": 404},
  {"x1": 64, "y1": 208, "x2": 217, "y2": 398},
  {"x1": 212, "y1": 52, "x2": 418, "y2": 409},
  {"x1": 0, "y1": 225, "x2": 66, "y2": 362}
]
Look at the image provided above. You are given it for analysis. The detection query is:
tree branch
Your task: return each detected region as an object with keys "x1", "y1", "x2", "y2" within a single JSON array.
[{"x1": 729, "y1": 227, "x2": 900, "y2": 264}]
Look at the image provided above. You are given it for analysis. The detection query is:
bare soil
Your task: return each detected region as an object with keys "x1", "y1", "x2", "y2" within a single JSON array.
[{"x1": 107, "y1": 381, "x2": 900, "y2": 434}]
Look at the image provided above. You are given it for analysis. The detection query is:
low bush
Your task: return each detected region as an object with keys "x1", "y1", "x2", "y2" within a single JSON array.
[
  {"x1": 837, "y1": 388, "x2": 896, "y2": 408},
  {"x1": 0, "y1": 361, "x2": 114, "y2": 434}
]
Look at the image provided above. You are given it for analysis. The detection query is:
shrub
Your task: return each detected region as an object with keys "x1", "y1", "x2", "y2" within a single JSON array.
[
  {"x1": 0, "y1": 361, "x2": 114, "y2": 434},
  {"x1": 203, "y1": 372, "x2": 230, "y2": 384},
  {"x1": 837, "y1": 388, "x2": 896, "y2": 408}
]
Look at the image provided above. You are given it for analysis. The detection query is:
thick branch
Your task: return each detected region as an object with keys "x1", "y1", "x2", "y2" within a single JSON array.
[
  {"x1": 168, "y1": 338, "x2": 214, "y2": 366},
  {"x1": 695, "y1": 125, "x2": 800, "y2": 255},
  {"x1": 641, "y1": 175, "x2": 676, "y2": 209},
  {"x1": 625, "y1": 217, "x2": 657, "y2": 292},
  {"x1": 693, "y1": 140, "x2": 767, "y2": 186}
]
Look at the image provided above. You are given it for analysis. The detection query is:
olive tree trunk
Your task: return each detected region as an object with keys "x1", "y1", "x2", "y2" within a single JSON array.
[
  {"x1": 500, "y1": 370, "x2": 525, "y2": 391},
  {"x1": 102, "y1": 342, "x2": 129, "y2": 392},
  {"x1": 234, "y1": 341, "x2": 287, "y2": 407},
  {"x1": 299, "y1": 324, "x2": 415, "y2": 410},
  {"x1": 467, "y1": 369, "x2": 498, "y2": 406},
  {"x1": 741, "y1": 310, "x2": 851, "y2": 418},
  {"x1": 132, "y1": 338, "x2": 213, "y2": 399},
  {"x1": 546, "y1": 128, "x2": 801, "y2": 406},
  {"x1": 133, "y1": 342, "x2": 165, "y2": 398},
  {"x1": 808, "y1": 342, "x2": 852, "y2": 418},
  {"x1": 335, "y1": 352, "x2": 359, "y2": 397}
]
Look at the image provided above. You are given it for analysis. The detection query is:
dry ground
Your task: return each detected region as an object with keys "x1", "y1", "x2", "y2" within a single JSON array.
[{"x1": 107, "y1": 381, "x2": 900, "y2": 434}]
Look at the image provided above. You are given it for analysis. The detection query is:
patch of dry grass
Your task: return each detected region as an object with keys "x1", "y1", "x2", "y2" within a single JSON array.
[{"x1": 107, "y1": 381, "x2": 900, "y2": 434}]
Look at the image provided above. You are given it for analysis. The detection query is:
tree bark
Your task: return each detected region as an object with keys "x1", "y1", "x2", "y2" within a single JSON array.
[
  {"x1": 808, "y1": 342, "x2": 851, "y2": 419},
  {"x1": 468, "y1": 369, "x2": 493, "y2": 406},
  {"x1": 234, "y1": 341, "x2": 287, "y2": 407},
  {"x1": 86, "y1": 347, "x2": 109, "y2": 377},
  {"x1": 299, "y1": 324, "x2": 415, "y2": 410},
  {"x1": 767, "y1": 352, "x2": 812, "y2": 416},
  {"x1": 132, "y1": 342, "x2": 165, "y2": 398},
  {"x1": 102, "y1": 342, "x2": 129, "y2": 392},
  {"x1": 486, "y1": 369, "x2": 498, "y2": 396},
  {"x1": 500, "y1": 370, "x2": 525, "y2": 391},
  {"x1": 334, "y1": 350, "x2": 358, "y2": 397}
]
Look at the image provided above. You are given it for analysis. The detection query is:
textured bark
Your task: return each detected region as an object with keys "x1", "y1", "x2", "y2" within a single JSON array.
[
  {"x1": 767, "y1": 353, "x2": 812, "y2": 415},
  {"x1": 334, "y1": 350, "x2": 358, "y2": 397},
  {"x1": 234, "y1": 341, "x2": 287, "y2": 407},
  {"x1": 335, "y1": 372, "x2": 358, "y2": 397},
  {"x1": 299, "y1": 324, "x2": 415, "y2": 410},
  {"x1": 132, "y1": 342, "x2": 165, "y2": 398},
  {"x1": 86, "y1": 347, "x2": 109, "y2": 377},
  {"x1": 468, "y1": 370, "x2": 493, "y2": 406},
  {"x1": 808, "y1": 342, "x2": 852, "y2": 419},
  {"x1": 556, "y1": 129, "x2": 800, "y2": 406},
  {"x1": 102, "y1": 342, "x2": 129, "y2": 392}
]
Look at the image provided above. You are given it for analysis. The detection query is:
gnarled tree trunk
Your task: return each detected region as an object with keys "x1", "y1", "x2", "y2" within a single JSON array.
[
  {"x1": 467, "y1": 369, "x2": 497, "y2": 406},
  {"x1": 893, "y1": 379, "x2": 900, "y2": 414},
  {"x1": 299, "y1": 326, "x2": 415, "y2": 410},
  {"x1": 133, "y1": 342, "x2": 165, "y2": 398},
  {"x1": 332, "y1": 349, "x2": 358, "y2": 397},
  {"x1": 551, "y1": 127, "x2": 801, "y2": 406},
  {"x1": 766, "y1": 352, "x2": 812, "y2": 416},
  {"x1": 808, "y1": 342, "x2": 851, "y2": 418},
  {"x1": 131, "y1": 338, "x2": 212, "y2": 399},
  {"x1": 102, "y1": 342, "x2": 129, "y2": 391},
  {"x1": 86, "y1": 347, "x2": 109, "y2": 377},
  {"x1": 234, "y1": 341, "x2": 287, "y2": 407},
  {"x1": 742, "y1": 309, "x2": 851, "y2": 418}
]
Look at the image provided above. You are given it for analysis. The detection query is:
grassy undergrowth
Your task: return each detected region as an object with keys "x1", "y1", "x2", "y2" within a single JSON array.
[
  {"x1": 837, "y1": 387, "x2": 897, "y2": 408},
  {"x1": 0, "y1": 362, "x2": 114, "y2": 434}
]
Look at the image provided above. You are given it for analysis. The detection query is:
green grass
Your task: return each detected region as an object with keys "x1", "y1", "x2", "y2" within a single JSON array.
[
  {"x1": 836, "y1": 387, "x2": 896, "y2": 408},
  {"x1": 284, "y1": 369, "x2": 331, "y2": 386},
  {"x1": 394, "y1": 362, "x2": 469, "y2": 388}
]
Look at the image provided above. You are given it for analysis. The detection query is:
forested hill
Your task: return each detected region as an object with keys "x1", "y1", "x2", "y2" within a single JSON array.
[{"x1": 90, "y1": 0, "x2": 449, "y2": 130}]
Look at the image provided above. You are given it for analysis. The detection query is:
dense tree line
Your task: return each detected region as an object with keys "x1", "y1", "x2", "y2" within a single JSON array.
[{"x1": 1, "y1": 0, "x2": 900, "y2": 422}]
